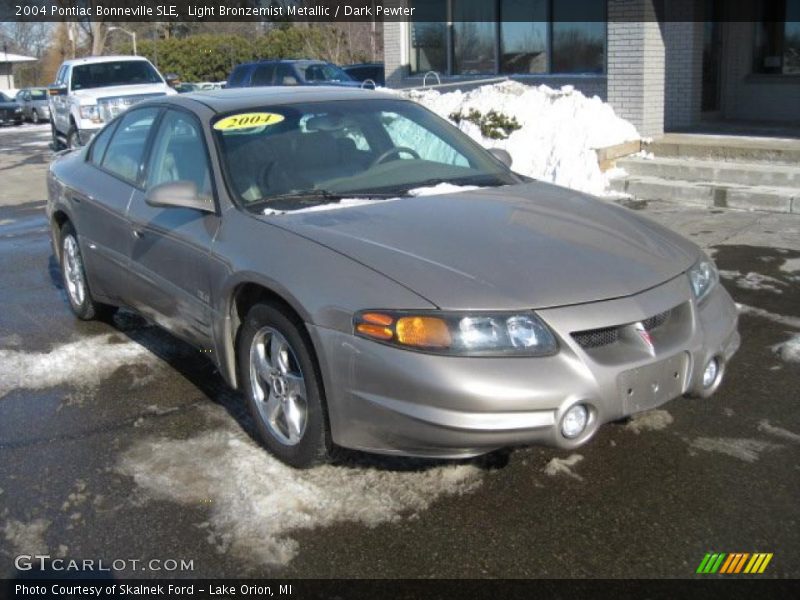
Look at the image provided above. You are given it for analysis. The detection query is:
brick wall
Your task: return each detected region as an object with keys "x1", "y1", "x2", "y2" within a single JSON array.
[{"x1": 607, "y1": 0, "x2": 666, "y2": 137}]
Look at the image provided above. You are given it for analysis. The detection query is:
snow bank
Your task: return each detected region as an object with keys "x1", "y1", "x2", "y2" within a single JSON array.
[
  {"x1": 404, "y1": 81, "x2": 640, "y2": 196},
  {"x1": 117, "y1": 417, "x2": 483, "y2": 567}
]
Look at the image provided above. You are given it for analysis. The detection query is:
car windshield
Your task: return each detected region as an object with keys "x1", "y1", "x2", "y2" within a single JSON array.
[
  {"x1": 213, "y1": 99, "x2": 520, "y2": 209},
  {"x1": 29, "y1": 89, "x2": 47, "y2": 100},
  {"x1": 0, "y1": 92, "x2": 11, "y2": 102},
  {"x1": 71, "y1": 60, "x2": 163, "y2": 90},
  {"x1": 297, "y1": 63, "x2": 353, "y2": 83}
]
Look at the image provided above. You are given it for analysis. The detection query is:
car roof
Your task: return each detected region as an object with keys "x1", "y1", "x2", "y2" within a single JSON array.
[
  {"x1": 162, "y1": 86, "x2": 401, "y2": 114},
  {"x1": 344, "y1": 63, "x2": 384, "y2": 68},
  {"x1": 61, "y1": 55, "x2": 151, "y2": 67},
  {"x1": 237, "y1": 59, "x2": 330, "y2": 67}
]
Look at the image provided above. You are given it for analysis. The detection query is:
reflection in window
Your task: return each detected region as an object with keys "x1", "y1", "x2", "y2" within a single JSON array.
[
  {"x1": 410, "y1": 0, "x2": 448, "y2": 75},
  {"x1": 409, "y1": 0, "x2": 608, "y2": 76},
  {"x1": 500, "y1": 0, "x2": 548, "y2": 74},
  {"x1": 552, "y1": 0, "x2": 606, "y2": 74},
  {"x1": 755, "y1": 0, "x2": 800, "y2": 74},
  {"x1": 452, "y1": 1, "x2": 498, "y2": 74}
]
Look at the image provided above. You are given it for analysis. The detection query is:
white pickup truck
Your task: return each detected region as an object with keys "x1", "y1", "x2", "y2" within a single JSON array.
[{"x1": 49, "y1": 55, "x2": 176, "y2": 149}]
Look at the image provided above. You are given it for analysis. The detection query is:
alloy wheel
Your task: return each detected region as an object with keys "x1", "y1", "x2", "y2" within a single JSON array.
[
  {"x1": 62, "y1": 235, "x2": 86, "y2": 307},
  {"x1": 249, "y1": 326, "x2": 308, "y2": 446}
]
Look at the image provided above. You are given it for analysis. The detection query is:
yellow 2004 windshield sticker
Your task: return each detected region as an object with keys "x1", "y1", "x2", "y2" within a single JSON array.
[{"x1": 213, "y1": 112, "x2": 285, "y2": 131}]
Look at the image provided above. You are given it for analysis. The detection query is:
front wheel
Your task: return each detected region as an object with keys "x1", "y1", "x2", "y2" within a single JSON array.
[
  {"x1": 238, "y1": 303, "x2": 331, "y2": 468},
  {"x1": 31, "y1": 110, "x2": 40, "y2": 124},
  {"x1": 66, "y1": 124, "x2": 82, "y2": 150},
  {"x1": 59, "y1": 222, "x2": 116, "y2": 321}
]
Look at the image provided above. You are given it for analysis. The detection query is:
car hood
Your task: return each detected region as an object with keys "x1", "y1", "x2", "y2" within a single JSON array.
[
  {"x1": 264, "y1": 182, "x2": 700, "y2": 309},
  {"x1": 0, "y1": 102, "x2": 19, "y2": 109},
  {"x1": 70, "y1": 83, "x2": 173, "y2": 101}
]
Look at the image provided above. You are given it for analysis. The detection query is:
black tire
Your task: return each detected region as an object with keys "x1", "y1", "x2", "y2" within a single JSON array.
[
  {"x1": 66, "y1": 123, "x2": 82, "y2": 149},
  {"x1": 51, "y1": 122, "x2": 64, "y2": 151},
  {"x1": 238, "y1": 302, "x2": 331, "y2": 468},
  {"x1": 59, "y1": 222, "x2": 116, "y2": 321}
]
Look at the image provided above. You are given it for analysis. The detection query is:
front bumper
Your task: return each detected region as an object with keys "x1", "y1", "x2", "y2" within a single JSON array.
[{"x1": 309, "y1": 275, "x2": 740, "y2": 458}]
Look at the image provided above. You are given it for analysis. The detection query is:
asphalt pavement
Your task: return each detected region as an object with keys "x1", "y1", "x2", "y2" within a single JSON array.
[{"x1": 0, "y1": 124, "x2": 798, "y2": 579}]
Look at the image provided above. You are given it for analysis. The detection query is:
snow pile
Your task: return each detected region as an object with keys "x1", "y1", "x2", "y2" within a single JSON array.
[
  {"x1": 0, "y1": 334, "x2": 161, "y2": 398},
  {"x1": 688, "y1": 437, "x2": 781, "y2": 463},
  {"x1": 772, "y1": 334, "x2": 800, "y2": 363},
  {"x1": 624, "y1": 409, "x2": 674, "y2": 434},
  {"x1": 758, "y1": 420, "x2": 800, "y2": 443},
  {"x1": 117, "y1": 413, "x2": 483, "y2": 567},
  {"x1": 404, "y1": 81, "x2": 640, "y2": 196},
  {"x1": 543, "y1": 454, "x2": 584, "y2": 480}
]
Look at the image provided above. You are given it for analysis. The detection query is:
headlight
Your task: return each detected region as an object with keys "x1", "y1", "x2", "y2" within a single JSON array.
[
  {"x1": 354, "y1": 310, "x2": 558, "y2": 356},
  {"x1": 688, "y1": 257, "x2": 718, "y2": 302},
  {"x1": 79, "y1": 105, "x2": 101, "y2": 122}
]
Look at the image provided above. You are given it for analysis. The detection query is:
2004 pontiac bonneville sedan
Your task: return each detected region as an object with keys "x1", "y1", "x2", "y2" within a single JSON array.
[{"x1": 47, "y1": 87, "x2": 740, "y2": 467}]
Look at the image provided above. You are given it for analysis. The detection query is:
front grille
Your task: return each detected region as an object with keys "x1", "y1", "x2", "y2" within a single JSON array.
[
  {"x1": 641, "y1": 310, "x2": 670, "y2": 331},
  {"x1": 98, "y1": 93, "x2": 165, "y2": 122},
  {"x1": 572, "y1": 309, "x2": 673, "y2": 350},
  {"x1": 572, "y1": 326, "x2": 619, "y2": 349}
]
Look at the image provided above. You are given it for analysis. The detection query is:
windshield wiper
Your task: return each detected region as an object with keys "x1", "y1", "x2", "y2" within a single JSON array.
[
  {"x1": 257, "y1": 189, "x2": 396, "y2": 210},
  {"x1": 380, "y1": 176, "x2": 504, "y2": 196}
]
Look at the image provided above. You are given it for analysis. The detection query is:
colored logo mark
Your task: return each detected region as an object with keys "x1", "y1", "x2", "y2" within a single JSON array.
[{"x1": 696, "y1": 552, "x2": 773, "y2": 574}]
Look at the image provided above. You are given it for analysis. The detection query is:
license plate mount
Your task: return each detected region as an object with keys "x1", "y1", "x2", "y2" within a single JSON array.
[{"x1": 619, "y1": 352, "x2": 690, "y2": 414}]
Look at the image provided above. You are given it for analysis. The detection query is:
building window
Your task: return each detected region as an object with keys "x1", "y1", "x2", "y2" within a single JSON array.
[
  {"x1": 754, "y1": 0, "x2": 800, "y2": 74},
  {"x1": 452, "y1": 2, "x2": 498, "y2": 74},
  {"x1": 410, "y1": 0, "x2": 448, "y2": 75},
  {"x1": 409, "y1": 0, "x2": 606, "y2": 77},
  {"x1": 552, "y1": 0, "x2": 606, "y2": 74},
  {"x1": 500, "y1": 0, "x2": 548, "y2": 74}
]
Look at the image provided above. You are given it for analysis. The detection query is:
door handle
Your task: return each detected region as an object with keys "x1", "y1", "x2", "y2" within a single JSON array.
[{"x1": 132, "y1": 229, "x2": 144, "y2": 239}]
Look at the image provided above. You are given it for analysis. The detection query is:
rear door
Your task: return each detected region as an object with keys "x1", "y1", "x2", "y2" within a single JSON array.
[
  {"x1": 126, "y1": 108, "x2": 220, "y2": 348},
  {"x1": 75, "y1": 106, "x2": 160, "y2": 302}
]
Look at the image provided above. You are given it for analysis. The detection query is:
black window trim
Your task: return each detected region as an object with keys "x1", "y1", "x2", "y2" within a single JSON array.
[
  {"x1": 86, "y1": 105, "x2": 164, "y2": 191},
  {"x1": 140, "y1": 104, "x2": 221, "y2": 215}
]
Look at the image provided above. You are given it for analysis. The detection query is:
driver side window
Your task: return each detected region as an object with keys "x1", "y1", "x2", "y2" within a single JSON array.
[{"x1": 145, "y1": 109, "x2": 213, "y2": 204}]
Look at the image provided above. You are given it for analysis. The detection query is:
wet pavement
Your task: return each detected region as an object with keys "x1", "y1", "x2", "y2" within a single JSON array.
[{"x1": 0, "y1": 125, "x2": 798, "y2": 579}]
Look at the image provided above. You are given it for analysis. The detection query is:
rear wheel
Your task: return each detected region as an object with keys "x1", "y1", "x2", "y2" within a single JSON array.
[
  {"x1": 59, "y1": 222, "x2": 116, "y2": 321},
  {"x1": 238, "y1": 302, "x2": 331, "y2": 468}
]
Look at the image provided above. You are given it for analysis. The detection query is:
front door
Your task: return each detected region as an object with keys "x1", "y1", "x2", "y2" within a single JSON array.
[{"x1": 126, "y1": 108, "x2": 219, "y2": 349}]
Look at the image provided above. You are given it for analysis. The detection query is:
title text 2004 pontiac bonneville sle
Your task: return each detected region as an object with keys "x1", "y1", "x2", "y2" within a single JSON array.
[{"x1": 46, "y1": 87, "x2": 739, "y2": 467}]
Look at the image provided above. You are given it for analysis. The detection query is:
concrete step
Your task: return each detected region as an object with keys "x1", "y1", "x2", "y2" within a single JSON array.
[
  {"x1": 617, "y1": 156, "x2": 800, "y2": 188},
  {"x1": 646, "y1": 134, "x2": 800, "y2": 164},
  {"x1": 610, "y1": 175, "x2": 799, "y2": 213}
]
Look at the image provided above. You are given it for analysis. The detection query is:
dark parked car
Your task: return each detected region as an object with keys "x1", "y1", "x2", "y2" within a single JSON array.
[
  {"x1": 342, "y1": 62, "x2": 385, "y2": 87},
  {"x1": 226, "y1": 60, "x2": 361, "y2": 89},
  {"x1": 46, "y1": 87, "x2": 739, "y2": 468},
  {"x1": 16, "y1": 87, "x2": 51, "y2": 123},
  {"x1": 0, "y1": 91, "x2": 24, "y2": 126}
]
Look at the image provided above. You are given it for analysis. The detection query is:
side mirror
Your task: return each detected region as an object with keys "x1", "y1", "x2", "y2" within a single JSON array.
[
  {"x1": 488, "y1": 148, "x2": 513, "y2": 168},
  {"x1": 48, "y1": 84, "x2": 67, "y2": 97},
  {"x1": 145, "y1": 181, "x2": 214, "y2": 213}
]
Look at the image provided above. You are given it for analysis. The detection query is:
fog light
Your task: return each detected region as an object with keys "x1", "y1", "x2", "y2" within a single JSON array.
[
  {"x1": 702, "y1": 358, "x2": 719, "y2": 389},
  {"x1": 561, "y1": 404, "x2": 589, "y2": 439}
]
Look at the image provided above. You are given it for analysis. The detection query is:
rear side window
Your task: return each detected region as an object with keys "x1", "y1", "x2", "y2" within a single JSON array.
[
  {"x1": 88, "y1": 122, "x2": 118, "y2": 166},
  {"x1": 101, "y1": 107, "x2": 160, "y2": 184},
  {"x1": 227, "y1": 65, "x2": 251, "y2": 87},
  {"x1": 251, "y1": 64, "x2": 275, "y2": 86}
]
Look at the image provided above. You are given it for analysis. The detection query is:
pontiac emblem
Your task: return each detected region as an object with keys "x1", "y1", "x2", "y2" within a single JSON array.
[{"x1": 634, "y1": 322, "x2": 655, "y2": 354}]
